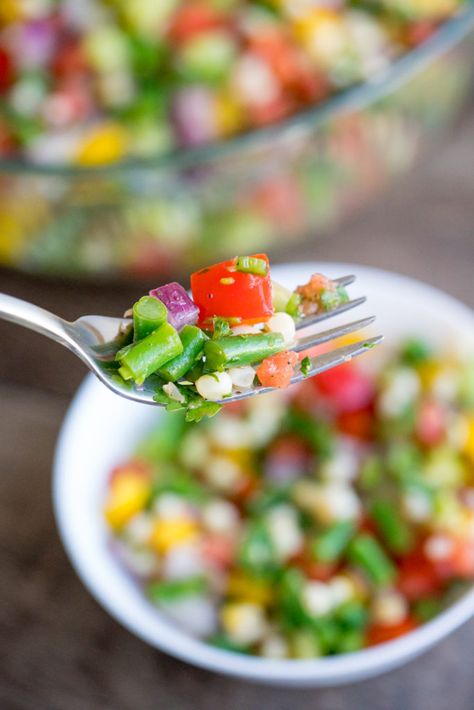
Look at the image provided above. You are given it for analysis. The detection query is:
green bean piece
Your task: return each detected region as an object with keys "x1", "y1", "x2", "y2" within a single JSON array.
[
  {"x1": 117, "y1": 322, "x2": 183, "y2": 385},
  {"x1": 148, "y1": 575, "x2": 208, "y2": 604},
  {"x1": 312, "y1": 520, "x2": 355, "y2": 562},
  {"x1": 347, "y1": 534, "x2": 396, "y2": 587},
  {"x1": 133, "y1": 296, "x2": 167, "y2": 341},
  {"x1": 204, "y1": 332, "x2": 285, "y2": 371},
  {"x1": 371, "y1": 499, "x2": 413, "y2": 554},
  {"x1": 158, "y1": 325, "x2": 207, "y2": 381},
  {"x1": 235, "y1": 255, "x2": 268, "y2": 276}
]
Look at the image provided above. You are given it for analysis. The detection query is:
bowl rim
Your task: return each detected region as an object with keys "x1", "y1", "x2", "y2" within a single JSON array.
[
  {"x1": 53, "y1": 262, "x2": 474, "y2": 685},
  {"x1": 3, "y1": 7, "x2": 474, "y2": 178}
]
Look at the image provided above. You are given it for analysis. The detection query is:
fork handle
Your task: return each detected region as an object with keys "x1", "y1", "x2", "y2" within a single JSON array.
[{"x1": 0, "y1": 293, "x2": 72, "y2": 347}]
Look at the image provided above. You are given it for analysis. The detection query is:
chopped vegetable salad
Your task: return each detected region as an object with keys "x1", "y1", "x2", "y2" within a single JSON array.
[
  {"x1": 104, "y1": 340, "x2": 474, "y2": 658},
  {"x1": 114, "y1": 255, "x2": 348, "y2": 421}
]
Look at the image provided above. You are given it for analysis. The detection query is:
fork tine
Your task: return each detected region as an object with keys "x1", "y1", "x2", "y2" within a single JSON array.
[
  {"x1": 221, "y1": 335, "x2": 383, "y2": 403},
  {"x1": 334, "y1": 274, "x2": 356, "y2": 288},
  {"x1": 295, "y1": 296, "x2": 366, "y2": 331},
  {"x1": 293, "y1": 335, "x2": 383, "y2": 383},
  {"x1": 292, "y1": 316, "x2": 375, "y2": 353}
]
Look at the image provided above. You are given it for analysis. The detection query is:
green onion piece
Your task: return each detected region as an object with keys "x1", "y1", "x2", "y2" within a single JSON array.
[
  {"x1": 413, "y1": 596, "x2": 443, "y2": 622},
  {"x1": 286, "y1": 292, "x2": 302, "y2": 317},
  {"x1": 312, "y1": 520, "x2": 355, "y2": 562},
  {"x1": 359, "y1": 455, "x2": 383, "y2": 490},
  {"x1": 335, "y1": 629, "x2": 364, "y2": 654},
  {"x1": 117, "y1": 322, "x2": 183, "y2": 385},
  {"x1": 132, "y1": 295, "x2": 168, "y2": 341},
  {"x1": 371, "y1": 498, "x2": 413, "y2": 554},
  {"x1": 148, "y1": 575, "x2": 208, "y2": 604},
  {"x1": 271, "y1": 280, "x2": 293, "y2": 311},
  {"x1": 347, "y1": 534, "x2": 396, "y2": 587},
  {"x1": 204, "y1": 332, "x2": 285, "y2": 370},
  {"x1": 286, "y1": 409, "x2": 334, "y2": 458},
  {"x1": 300, "y1": 356, "x2": 311, "y2": 377},
  {"x1": 290, "y1": 629, "x2": 322, "y2": 659},
  {"x1": 401, "y1": 338, "x2": 432, "y2": 366},
  {"x1": 239, "y1": 520, "x2": 279, "y2": 580},
  {"x1": 335, "y1": 600, "x2": 368, "y2": 630},
  {"x1": 158, "y1": 325, "x2": 207, "y2": 381},
  {"x1": 235, "y1": 255, "x2": 268, "y2": 276},
  {"x1": 320, "y1": 285, "x2": 349, "y2": 312}
]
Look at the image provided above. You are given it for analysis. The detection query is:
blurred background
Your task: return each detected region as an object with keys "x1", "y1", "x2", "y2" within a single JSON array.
[{"x1": 0, "y1": 1, "x2": 473, "y2": 708}]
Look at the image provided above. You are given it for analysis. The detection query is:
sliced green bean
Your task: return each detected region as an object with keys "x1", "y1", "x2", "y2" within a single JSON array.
[
  {"x1": 312, "y1": 520, "x2": 355, "y2": 562},
  {"x1": 133, "y1": 296, "x2": 168, "y2": 341},
  {"x1": 347, "y1": 534, "x2": 395, "y2": 587},
  {"x1": 117, "y1": 322, "x2": 183, "y2": 385},
  {"x1": 204, "y1": 332, "x2": 285, "y2": 370},
  {"x1": 371, "y1": 498, "x2": 413, "y2": 554},
  {"x1": 158, "y1": 325, "x2": 207, "y2": 381}
]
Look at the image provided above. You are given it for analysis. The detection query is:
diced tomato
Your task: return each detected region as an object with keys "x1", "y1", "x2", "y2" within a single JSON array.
[
  {"x1": 451, "y1": 538, "x2": 474, "y2": 577},
  {"x1": 168, "y1": 4, "x2": 228, "y2": 44},
  {"x1": 415, "y1": 399, "x2": 446, "y2": 447},
  {"x1": 315, "y1": 362, "x2": 375, "y2": 413},
  {"x1": 291, "y1": 550, "x2": 336, "y2": 581},
  {"x1": 366, "y1": 616, "x2": 418, "y2": 646},
  {"x1": 190, "y1": 254, "x2": 273, "y2": 325},
  {"x1": 201, "y1": 534, "x2": 235, "y2": 569},
  {"x1": 264, "y1": 433, "x2": 312, "y2": 482},
  {"x1": 108, "y1": 460, "x2": 151, "y2": 485},
  {"x1": 406, "y1": 21, "x2": 437, "y2": 47},
  {"x1": 337, "y1": 406, "x2": 374, "y2": 441},
  {"x1": 256, "y1": 350, "x2": 299, "y2": 389},
  {"x1": 251, "y1": 177, "x2": 304, "y2": 231},
  {"x1": 0, "y1": 47, "x2": 13, "y2": 92},
  {"x1": 248, "y1": 94, "x2": 293, "y2": 127},
  {"x1": 397, "y1": 549, "x2": 443, "y2": 601}
]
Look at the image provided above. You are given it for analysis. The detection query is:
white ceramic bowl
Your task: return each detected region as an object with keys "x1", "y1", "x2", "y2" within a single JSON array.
[{"x1": 53, "y1": 263, "x2": 474, "y2": 687}]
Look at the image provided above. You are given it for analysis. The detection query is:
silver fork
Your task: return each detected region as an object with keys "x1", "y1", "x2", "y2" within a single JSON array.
[{"x1": 0, "y1": 276, "x2": 382, "y2": 406}]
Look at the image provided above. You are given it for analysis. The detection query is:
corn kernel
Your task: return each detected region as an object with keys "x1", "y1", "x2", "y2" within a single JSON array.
[
  {"x1": 221, "y1": 602, "x2": 267, "y2": 645},
  {"x1": 464, "y1": 417, "x2": 474, "y2": 464},
  {"x1": 75, "y1": 123, "x2": 128, "y2": 166},
  {"x1": 226, "y1": 571, "x2": 274, "y2": 605},
  {"x1": 150, "y1": 518, "x2": 199, "y2": 555},
  {"x1": 104, "y1": 474, "x2": 150, "y2": 530}
]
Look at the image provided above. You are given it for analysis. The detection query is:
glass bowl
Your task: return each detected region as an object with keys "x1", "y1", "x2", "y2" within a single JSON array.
[{"x1": 1, "y1": 8, "x2": 473, "y2": 283}]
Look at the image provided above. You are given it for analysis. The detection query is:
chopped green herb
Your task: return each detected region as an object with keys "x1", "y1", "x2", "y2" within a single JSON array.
[
  {"x1": 300, "y1": 356, "x2": 311, "y2": 376},
  {"x1": 235, "y1": 255, "x2": 268, "y2": 276}
]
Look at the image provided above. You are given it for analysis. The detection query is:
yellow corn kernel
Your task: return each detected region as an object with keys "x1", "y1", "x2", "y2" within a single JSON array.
[
  {"x1": 226, "y1": 571, "x2": 274, "y2": 606},
  {"x1": 104, "y1": 474, "x2": 150, "y2": 530},
  {"x1": 464, "y1": 417, "x2": 474, "y2": 464},
  {"x1": 221, "y1": 602, "x2": 267, "y2": 645},
  {"x1": 75, "y1": 123, "x2": 128, "y2": 166},
  {"x1": 292, "y1": 10, "x2": 345, "y2": 64},
  {"x1": 215, "y1": 93, "x2": 244, "y2": 138},
  {"x1": 150, "y1": 518, "x2": 198, "y2": 555},
  {"x1": 416, "y1": 360, "x2": 441, "y2": 390}
]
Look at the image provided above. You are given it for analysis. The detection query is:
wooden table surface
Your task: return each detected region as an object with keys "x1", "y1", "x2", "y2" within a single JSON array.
[{"x1": 0, "y1": 107, "x2": 473, "y2": 710}]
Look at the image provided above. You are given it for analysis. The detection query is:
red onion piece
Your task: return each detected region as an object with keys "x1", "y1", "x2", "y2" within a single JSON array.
[
  {"x1": 171, "y1": 87, "x2": 218, "y2": 148},
  {"x1": 149, "y1": 282, "x2": 199, "y2": 331}
]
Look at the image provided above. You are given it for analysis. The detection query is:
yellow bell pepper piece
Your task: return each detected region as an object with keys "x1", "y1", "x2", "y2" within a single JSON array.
[
  {"x1": 226, "y1": 571, "x2": 274, "y2": 606},
  {"x1": 76, "y1": 123, "x2": 128, "y2": 166},
  {"x1": 464, "y1": 417, "x2": 474, "y2": 464},
  {"x1": 104, "y1": 473, "x2": 150, "y2": 530},
  {"x1": 150, "y1": 518, "x2": 199, "y2": 555}
]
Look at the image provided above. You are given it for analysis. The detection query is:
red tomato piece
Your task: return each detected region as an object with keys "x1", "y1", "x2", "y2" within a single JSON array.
[
  {"x1": 366, "y1": 616, "x2": 417, "y2": 647},
  {"x1": 415, "y1": 399, "x2": 446, "y2": 447},
  {"x1": 168, "y1": 4, "x2": 228, "y2": 44},
  {"x1": 108, "y1": 460, "x2": 151, "y2": 485},
  {"x1": 256, "y1": 350, "x2": 299, "y2": 389},
  {"x1": 190, "y1": 254, "x2": 273, "y2": 325},
  {"x1": 0, "y1": 48, "x2": 13, "y2": 92},
  {"x1": 315, "y1": 362, "x2": 375, "y2": 413},
  {"x1": 337, "y1": 406, "x2": 374, "y2": 441},
  {"x1": 200, "y1": 534, "x2": 235, "y2": 569},
  {"x1": 397, "y1": 550, "x2": 443, "y2": 601}
]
